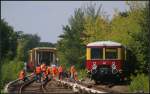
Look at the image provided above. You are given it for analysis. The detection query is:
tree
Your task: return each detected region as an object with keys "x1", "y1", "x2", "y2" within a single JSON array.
[
  {"x1": 0, "y1": 19, "x2": 18, "y2": 60},
  {"x1": 38, "y1": 42, "x2": 56, "y2": 47},
  {"x1": 57, "y1": 8, "x2": 85, "y2": 68},
  {"x1": 133, "y1": 1, "x2": 150, "y2": 73},
  {"x1": 82, "y1": 3, "x2": 110, "y2": 44},
  {"x1": 16, "y1": 32, "x2": 40, "y2": 61}
]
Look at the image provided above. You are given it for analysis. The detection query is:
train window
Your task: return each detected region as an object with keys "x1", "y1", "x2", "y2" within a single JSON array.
[
  {"x1": 39, "y1": 51, "x2": 53, "y2": 65},
  {"x1": 105, "y1": 48, "x2": 118, "y2": 59},
  {"x1": 91, "y1": 48, "x2": 103, "y2": 59}
]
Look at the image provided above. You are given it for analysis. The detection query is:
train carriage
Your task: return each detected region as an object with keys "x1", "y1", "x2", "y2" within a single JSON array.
[
  {"x1": 27, "y1": 47, "x2": 57, "y2": 71},
  {"x1": 86, "y1": 41, "x2": 126, "y2": 83}
]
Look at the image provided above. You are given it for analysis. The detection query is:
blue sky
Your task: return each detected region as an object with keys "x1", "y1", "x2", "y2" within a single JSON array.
[{"x1": 1, "y1": 1, "x2": 129, "y2": 43}]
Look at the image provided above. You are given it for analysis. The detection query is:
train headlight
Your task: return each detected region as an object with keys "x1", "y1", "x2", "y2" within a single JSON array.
[
  {"x1": 111, "y1": 63, "x2": 116, "y2": 69},
  {"x1": 91, "y1": 63, "x2": 97, "y2": 74},
  {"x1": 112, "y1": 62, "x2": 118, "y2": 74},
  {"x1": 92, "y1": 63, "x2": 97, "y2": 70}
]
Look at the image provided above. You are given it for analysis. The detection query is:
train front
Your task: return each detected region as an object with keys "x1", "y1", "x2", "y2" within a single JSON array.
[{"x1": 86, "y1": 41, "x2": 126, "y2": 83}]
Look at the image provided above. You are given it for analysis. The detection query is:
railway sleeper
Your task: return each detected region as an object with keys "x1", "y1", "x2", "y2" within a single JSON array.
[{"x1": 56, "y1": 79, "x2": 107, "y2": 94}]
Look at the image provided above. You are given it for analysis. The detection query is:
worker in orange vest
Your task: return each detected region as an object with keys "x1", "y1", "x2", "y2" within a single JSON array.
[
  {"x1": 74, "y1": 71, "x2": 78, "y2": 81},
  {"x1": 41, "y1": 63, "x2": 46, "y2": 72},
  {"x1": 70, "y1": 65, "x2": 77, "y2": 81},
  {"x1": 19, "y1": 69, "x2": 28, "y2": 82},
  {"x1": 46, "y1": 66, "x2": 52, "y2": 80},
  {"x1": 43, "y1": 69, "x2": 48, "y2": 82},
  {"x1": 52, "y1": 65, "x2": 58, "y2": 80},
  {"x1": 58, "y1": 65, "x2": 63, "y2": 80},
  {"x1": 35, "y1": 64, "x2": 42, "y2": 82},
  {"x1": 19, "y1": 70, "x2": 25, "y2": 80},
  {"x1": 41, "y1": 63, "x2": 48, "y2": 82}
]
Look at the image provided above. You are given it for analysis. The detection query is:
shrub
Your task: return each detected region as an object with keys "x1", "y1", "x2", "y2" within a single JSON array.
[
  {"x1": 128, "y1": 73, "x2": 149, "y2": 93},
  {"x1": 0, "y1": 59, "x2": 24, "y2": 90},
  {"x1": 78, "y1": 69, "x2": 87, "y2": 80}
]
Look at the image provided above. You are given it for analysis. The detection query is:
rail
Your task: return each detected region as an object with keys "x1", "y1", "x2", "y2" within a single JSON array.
[
  {"x1": 4, "y1": 74, "x2": 112, "y2": 93},
  {"x1": 4, "y1": 73, "x2": 35, "y2": 93},
  {"x1": 56, "y1": 79, "x2": 107, "y2": 93}
]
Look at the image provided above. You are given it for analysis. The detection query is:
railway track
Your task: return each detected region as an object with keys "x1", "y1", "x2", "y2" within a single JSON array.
[
  {"x1": 5, "y1": 74, "x2": 110, "y2": 94},
  {"x1": 4, "y1": 74, "x2": 35, "y2": 93}
]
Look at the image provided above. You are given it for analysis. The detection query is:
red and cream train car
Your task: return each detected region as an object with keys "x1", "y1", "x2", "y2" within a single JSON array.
[{"x1": 86, "y1": 41, "x2": 126, "y2": 83}]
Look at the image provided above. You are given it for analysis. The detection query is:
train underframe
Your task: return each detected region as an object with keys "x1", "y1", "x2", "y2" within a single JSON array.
[{"x1": 88, "y1": 66, "x2": 125, "y2": 84}]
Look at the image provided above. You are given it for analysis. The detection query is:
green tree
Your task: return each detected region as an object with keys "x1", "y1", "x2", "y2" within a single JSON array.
[
  {"x1": 0, "y1": 19, "x2": 18, "y2": 60},
  {"x1": 82, "y1": 3, "x2": 110, "y2": 44},
  {"x1": 57, "y1": 8, "x2": 85, "y2": 68},
  {"x1": 132, "y1": 1, "x2": 150, "y2": 73},
  {"x1": 38, "y1": 42, "x2": 56, "y2": 47},
  {"x1": 16, "y1": 32, "x2": 40, "y2": 61}
]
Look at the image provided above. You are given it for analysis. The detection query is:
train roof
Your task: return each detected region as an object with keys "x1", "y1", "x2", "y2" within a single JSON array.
[
  {"x1": 33, "y1": 47, "x2": 56, "y2": 50},
  {"x1": 87, "y1": 41, "x2": 122, "y2": 47}
]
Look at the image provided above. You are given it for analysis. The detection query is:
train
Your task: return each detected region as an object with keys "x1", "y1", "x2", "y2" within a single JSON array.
[
  {"x1": 86, "y1": 41, "x2": 126, "y2": 84},
  {"x1": 27, "y1": 47, "x2": 57, "y2": 71}
]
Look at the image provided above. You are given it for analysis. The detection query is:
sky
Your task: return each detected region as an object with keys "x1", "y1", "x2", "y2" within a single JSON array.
[{"x1": 1, "y1": 1, "x2": 129, "y2": 43}]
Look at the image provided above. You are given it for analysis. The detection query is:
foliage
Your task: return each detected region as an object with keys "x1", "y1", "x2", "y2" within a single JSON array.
[
  {"x1": 57, "y1": 8, "x2": 85, "y2": 68},
  {"x1": 16, "y1": 32, "x2": 40, "y2": 61},
  {"x1": 134, "y1": 1, "x2": 150, "y2": 73},
  {"x1": 128, "y1": 74, "x2": 149, "y2": 93},
  {"x1": 38, "y1": 42, "x2": 56, "y2": 47},
  {"x1": 77, "y1": 69, "x2": 87, "y2": 80},
  {"x1": 83, "y1": 3, "x2": 110, "y2": 44},
  {"x1": 0, "y1": 19, "x2": 41, "y2": 91},
  {"x1": 0, "y1": 19, "x2": 18, "y2": 60},
  {"x1": 0, "y1": 59, "x2": 24, "y2": 90}
]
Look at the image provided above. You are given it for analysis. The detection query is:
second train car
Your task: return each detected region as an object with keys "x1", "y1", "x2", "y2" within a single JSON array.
[{"x1": 27, "y1": 47, "x2": 57, "y2": 71}]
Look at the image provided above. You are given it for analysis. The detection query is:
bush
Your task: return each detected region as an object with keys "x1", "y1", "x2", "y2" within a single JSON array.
[
  {"x1": 128, "y1": 73, "x2": 149, "y2": 93},
  {"x1": 77, "y1": 69, "x2": 87, "y2": 80},
  {"x1": 0, "y1": 59, "x2": 24, "y2": 90}
]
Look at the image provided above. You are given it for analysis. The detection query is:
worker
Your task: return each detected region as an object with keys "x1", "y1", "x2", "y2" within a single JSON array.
[
  {"x1": 74, "y1": 71, "x2": 78, "y2": 81},
  {"x1": 46, "y1": 66, "x2": 52, "y2": 80},
  {"x1": 41, "y1": 63, "x2": 46, "y2": 72},
  {"x1": 70, "y1": 65, "x2": 76, "y2": 81},
  {"x1": 52, "y1": 65, "x2": 58, "y2": 80},
  {"x1": 35, "y1": 64, "x2": 42, "y2": 82},
  {"x1": 43, "y1": 69, "x2": 49, "y2": 83},
  {"x1": 30, "y1": 72, "x2": 35, "y2": 80},
  {"x1": 41, "y1": 63, "x2": 46, "y2": 77},
  {"x1": 58, "y1": 65, "x2": 63, "y2": 80},
  {"x1": 41, "y1": 63, "x2": 48, "y2": 82},
  {"x1": 19, "y1": 69, "x2": 28, "y2": 82}
]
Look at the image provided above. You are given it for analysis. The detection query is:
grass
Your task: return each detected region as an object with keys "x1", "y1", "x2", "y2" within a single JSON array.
[{"x1": 128, "y1": 73, "x2": 149, "y2": 93}]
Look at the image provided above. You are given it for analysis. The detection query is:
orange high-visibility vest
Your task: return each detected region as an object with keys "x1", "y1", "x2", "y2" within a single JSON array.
[
  {"x1": 49, "y1": 67, "x2": 52, "y2": 74},
  {"x1": 58, "y1": 66, "x2": 63, "y2": 73},
  {"x1": 36, "y1": 66, "x2": 41, "y2": 74},
  {"x1": 19, "y1": 70, "x2": 25, "y2": 80},
  {"x1": 70, "y1": 66, "x2": 75, "y2": 74},
  {"x1": 41, "y1": 64, "x2": 46, "y2": 72},
  {"x1": 74, "y1": 72, "x2": 78, "y2": 81},
  {"x1": 52, "y1": 66, "x2": 57, "y2": 75},
  {"x1": 47, "y1": 66, "x2": 51, "y2": 74}
]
